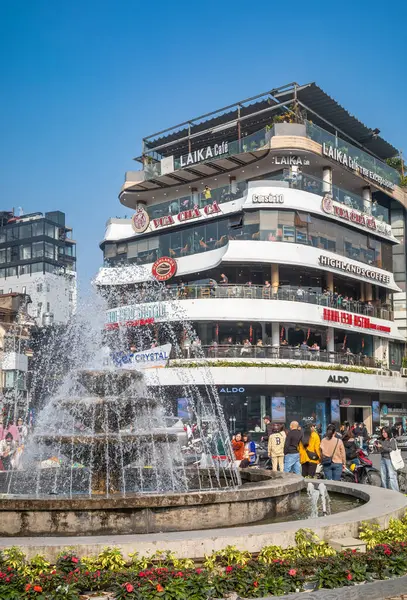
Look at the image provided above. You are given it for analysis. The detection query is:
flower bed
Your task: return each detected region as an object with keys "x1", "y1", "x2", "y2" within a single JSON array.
[{"x1": 0, "y1": 518, "x2": 406, "y2": 599}]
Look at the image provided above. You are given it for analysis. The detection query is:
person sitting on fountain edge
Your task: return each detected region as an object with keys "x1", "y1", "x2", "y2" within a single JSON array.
[
  {"x1": 231, "y1": 432, "x2": 245, "y2": 466},
  {"x1": 284, "y1": 421, "x2": 303, "y2": 475},
  {"x1": 240, "y1": 433, "x2": 256, "y2": 468}
]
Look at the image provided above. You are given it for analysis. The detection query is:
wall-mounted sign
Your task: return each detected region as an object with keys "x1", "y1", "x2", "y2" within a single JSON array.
[
  {"x1": 106, "y1": 302, "x2": 167, "y2": 325},
  {"x1": 322, "y1": 142, "x2": 395, "y2": 190},
  {"x1": 112, "y1": 343, "x2": 172, "y2": 370},
  {"x1": 179, "y1": 141, "x2": 229, "y2": 168},
  {"x1": 152, "y1": 201, "x2": 221, "y2": 230},
  {"x1": 152, "y1": 256, "x2": 177, "y2": 281},
  {"x1": 331, "y1": 399, "x2": 340, "y2": 422},
  {"x1": 105, "y1": 317, "x2": 155, "y2": 330},
  {"x1": 322, "y1": 308, "x2": 391, "y2": 333},
  {"x1": 219, "y1": 387, "x2": 245, "y2": 393},
  {"x1": 271, "y1": 155, "x2": 310, "y2": 166},
  {"x1": 340, "y1": 397, "x2": 352, "y2": 406},
  {"x1": 318, "y1": 255, "x2": 391, "y2": 284},
  {"x1": 131, "y1": 207, "x2": 150, "y2": 234},
  {"x1": 328, "y1": 375, "x2": 350, "y2": 384},
  {"x1": 321, "y1": 195, "x2": 392, "y2": 237},
  {"x1": 252, "y1": 193, "x2": 284, "y2": 204}
]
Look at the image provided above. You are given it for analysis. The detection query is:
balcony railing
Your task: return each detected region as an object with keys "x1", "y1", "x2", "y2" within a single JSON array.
[
  {"x1": 176, "y1": 344, "x2": 382, "y2": 369},
  {"x1": 164, "y1": 284, "x2": 393, "y2": 321},
  {"x1": 143, "y1": 120, "x2": 400, "y2": 188}
]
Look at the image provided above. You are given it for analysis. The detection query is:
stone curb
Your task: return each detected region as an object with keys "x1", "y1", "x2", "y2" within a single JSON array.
[{"x1": 246, "y1": 574, "x2": 407, "y2": 599}]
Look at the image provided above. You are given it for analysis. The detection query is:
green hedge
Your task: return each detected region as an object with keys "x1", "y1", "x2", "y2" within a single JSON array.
[{"x1": 169, "y1": 360, "x2": 377, "y2": 374}]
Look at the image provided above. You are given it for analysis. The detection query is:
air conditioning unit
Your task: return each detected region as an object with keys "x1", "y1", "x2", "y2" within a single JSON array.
[{"x1": 401, "y1": 368, "x2": 407, "y2": 377}]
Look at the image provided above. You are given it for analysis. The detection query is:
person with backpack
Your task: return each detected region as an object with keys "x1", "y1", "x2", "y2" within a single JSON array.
[{"x1": 268, "y1": 424, "x2": 286, "y2": 471}]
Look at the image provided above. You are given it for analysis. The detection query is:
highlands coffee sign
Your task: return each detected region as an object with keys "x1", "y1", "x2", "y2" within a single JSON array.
[
  {"x1": 179, "y1": 141, "x2": 229, "y2": 168},
  {"x1": 318, "y1": 255, "x2": 391, "y2": 284},
  {"x1": 321, "y1": 195, "x2": 392, "y2": 237},
  {"x1": 322, "y1": 308, "x2": 391, "y2": 333},
  {"x1": 322, "y1": 143, "x2": 395, "y2": 190}
]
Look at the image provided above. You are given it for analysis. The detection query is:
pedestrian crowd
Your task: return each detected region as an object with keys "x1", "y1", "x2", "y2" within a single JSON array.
[
  {"x1": 230, "y1": 417, "x2": 404, "y2": 491},
  {"x1": 0, "y1": 416, "x2": 29, "y2": 471}
]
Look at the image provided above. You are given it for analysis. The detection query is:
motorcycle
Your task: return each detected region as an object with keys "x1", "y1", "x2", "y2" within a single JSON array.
[{"x1": 317, "y1": 448, "x2": 381, "y2": 486}]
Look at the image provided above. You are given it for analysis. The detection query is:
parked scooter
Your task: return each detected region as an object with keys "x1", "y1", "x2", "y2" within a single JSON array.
[{"x1": 316, "y1": 447, "x2": 381, "y2": 486}]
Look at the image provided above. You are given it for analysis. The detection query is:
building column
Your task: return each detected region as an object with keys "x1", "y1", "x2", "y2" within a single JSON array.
[
  {"x1": 360, "y1": 282, "x2": 365, "y2": 302},
  {"x1": 362, "y1": 186, "x2": 372, "y2": 214},
  {"x1": 365, "y1": 282, "x2": 373, "y2": 302},
  {"x1": 374, "y1": 337, "x2": 389, "y2": 368},
  {"x1": 260, "y1": 322, "x2": 266, "y2": 343},
  {"x1": 272, "y1": 322, "x2": 280, "y2": 347},
  {"x1": 322, "y1": 166, "x2": 332, "y2": 194},
  {"x1": 271, "y1": 264, "x2": 279, "y2": 293},
  {"x1": 326, "y1": 271, "x2": 334, "y2": 292},
  {"x1": 327, "y1": 327, "x2": 335, "y2": 353}
]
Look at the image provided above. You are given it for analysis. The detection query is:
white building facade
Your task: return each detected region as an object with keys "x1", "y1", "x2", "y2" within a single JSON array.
[{"x1": 97, "y1": 82, "x2": 407, "y2": 436}]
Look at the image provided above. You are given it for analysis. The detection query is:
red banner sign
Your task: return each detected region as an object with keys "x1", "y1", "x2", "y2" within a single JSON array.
[
  {"x1": 152, "y1": 201, "x2": 221, "y2": 230},
  {"x1": 105, "y1": 318, "x2": 155, "y2": 330},
  {"x1": 322, "y1": 308, "x2": 391, "y2": 333}
]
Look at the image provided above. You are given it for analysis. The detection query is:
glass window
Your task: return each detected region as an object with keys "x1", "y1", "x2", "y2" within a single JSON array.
[
  {"x1": 45, "y1": 222, "x2": 55, "y2": 238},
  {"x1": 259, "y1": 211, "x2": 278, "y2": 241},
  {"x1": 32, "y1": 242, "x2": 44, "y2": 258},
  {"x1": 10, "y1": 247, "x2": 19, "y2": 262},
  {"x1": 19, "y1": 224, "x2": 31, "y2": 239},
  {"x1": 31, "y1": 262, "x2": 44, "y2": 273},
  {"x1": 20, "y1": 244, "x2": 31, "y2": 260},
  {"x1": 0, "y1": 231, "x2": 5, "y2": 243},
  {"x1": 0, "y1": 269, "x2": 4, "y2": 278},
  {"x1": 19, "y1": 265, "x2": 30, "y2": 275},
  {"x1": 32, "y1": 221, "x2": 44, "y2": 237},
  {"x1": 0, "y1": 249, "x2": 6, "y2": 264},
  {"x1": 45, "y1": 242, "x2": 55, "y2": 259},
  {"x1": 6, "y1": 227, "x2": 18, "y2": 241},
  {"x1": 6, "y1": 267, "x2": 17, "y2": 277}
]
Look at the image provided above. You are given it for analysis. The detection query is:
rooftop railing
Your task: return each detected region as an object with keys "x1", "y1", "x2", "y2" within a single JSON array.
[
  {"x1": 164, "y1": 284, "x2": 394, "y2": 321},
  {"x1": 175, "y1": 344, "x2": 382, "y2": 370},
  {"x1": 143, "y1": 121, "x2": 400, "y2": 188}
]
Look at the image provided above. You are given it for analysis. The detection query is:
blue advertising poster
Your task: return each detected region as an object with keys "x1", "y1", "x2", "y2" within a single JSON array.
[
  {"x1": 177, "y1": 398, "x2": 192, "y2": 419},
  {"x1": 331, "y1": 399, "x2": 340, "y2": 425},
  {"x1": 316, "y1": 402, "x2": 327, "y2": 434},
  {"x1": 372, "y1": 401, "x2": 380, "y2": 423},
  {"x1": 272, "y1": 396, "x2": 286, "y2": 423}
]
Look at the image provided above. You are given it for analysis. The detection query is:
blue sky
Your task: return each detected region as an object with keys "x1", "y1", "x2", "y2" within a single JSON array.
[{"x1": 1, "y1": 0, "x2": 406, "y2": 285}]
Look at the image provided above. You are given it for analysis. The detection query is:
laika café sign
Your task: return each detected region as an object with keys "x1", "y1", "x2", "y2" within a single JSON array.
[
  {"x1": 322, "y1": 143, "x2": 395, "y2": 190},
  {"x1": 152, "y1": 201, "x2": 221, "y2": 230},
  {"x1": 321, "y1": 195, "x2": 392, "y2": 237},
  {"x1": 179, "y1": 141, "x2": 229, "y2": 168},
  {"x1": 322, "y1": 308, "x2": 391, "y2": 333},
  {"x1": 111, "y1": 344, "x2": 172, "y2": 370},
  {"x1": 106, "y1": 303, "x2": 167, "y2": 327},
  {"x1": 318, "y1": 255, "x2": 391, "y2": 284}
]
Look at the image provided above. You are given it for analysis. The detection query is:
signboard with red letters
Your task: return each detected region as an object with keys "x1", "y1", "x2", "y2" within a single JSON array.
[{"x1": 322, "y1": 308, "x2": 391, "y2": 333}]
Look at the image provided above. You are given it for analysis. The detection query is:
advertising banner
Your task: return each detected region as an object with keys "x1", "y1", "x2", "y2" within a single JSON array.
[
  {"x1": 271, "y1": 396, "x2": 286, "y2": 423},
  {"x1": 111, "y1": 344, "x2": 171, "y2": 370}
]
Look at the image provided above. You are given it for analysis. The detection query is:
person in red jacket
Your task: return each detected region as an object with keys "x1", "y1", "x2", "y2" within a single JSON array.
[{"x1": 231, "y1": 432, "x2": 245, "y2": 466}]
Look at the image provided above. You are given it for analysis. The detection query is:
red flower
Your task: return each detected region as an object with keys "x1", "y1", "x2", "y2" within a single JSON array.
[
  {"x1": 156, "y1": 583, "x2": 164, "y2": 592},
  {"x1": 196, "y1": 568, "x2": 203, "y2": 574},
  {"x1": 51, "y1": 570, "x2": 56, "y2": 574},
  {"x1": 225, "y1": 566, "x2": 233, "y2": 573},
  {"x1": 34, "y1": 585, "x2": 43, "y2": 592},
  {"x1": 288, "y1": 569, "x2": 297, "y2": 576},
  {"x1": 253, "y1": 581, "x2": 259, "y2": 587},
  {"x1": 384, "y1": 549, "x2": 392, "y2": 556},
  {"x1": 71, "y1": 556, "x2": 79, "y2": 563},
  {"x1": 125, "y1": 583, "x2": 134, "y2": 592},
  {"x1": 85, "y1": 570, "x2": 90, "y2": 575},
  {"x1": 139, "y1": 571, "x2": 146, "y2": 577},
  {"x1": 7, "y1": 566, "x2": 12, "y2": 571},
  {"x1": 5, "y1": 578, "x2": 10, "y2": 583},
  {"x1": 347, "y1": 573, "x2": 353, "y2": 580},
  {"x1": 25, "y1": 583, "x2": 31, "y2": 591}
]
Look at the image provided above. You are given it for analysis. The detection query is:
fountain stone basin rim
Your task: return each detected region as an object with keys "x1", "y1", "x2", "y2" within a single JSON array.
[
  {"x1": 0, "y1": 471, "x2": 303, "y2": 536},
  {"x1": 0, "y1": 480, "x2": 405, "y2": 561}
]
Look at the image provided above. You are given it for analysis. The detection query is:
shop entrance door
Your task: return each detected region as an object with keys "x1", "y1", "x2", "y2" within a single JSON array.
[{"x1": 340, "y1": 406, "x2": 373, "y2": 434}]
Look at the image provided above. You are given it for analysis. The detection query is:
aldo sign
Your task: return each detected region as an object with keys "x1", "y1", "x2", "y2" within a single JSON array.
[{"x1": 327, "y1": 375, "x2": 349, "y2": 384}]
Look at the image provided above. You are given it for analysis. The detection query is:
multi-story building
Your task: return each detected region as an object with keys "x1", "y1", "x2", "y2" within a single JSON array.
[
  {"x1": 97, "y1": 81, "x2": 407, "y2": 436},
  {"x1": 0, "y1": 210, "x2": 77, "y2": 325}
]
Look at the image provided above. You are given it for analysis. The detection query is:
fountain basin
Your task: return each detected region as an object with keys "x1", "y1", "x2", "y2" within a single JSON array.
[{"x1": 0, "y1": 470, "x2": 303, "y2": 536}]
